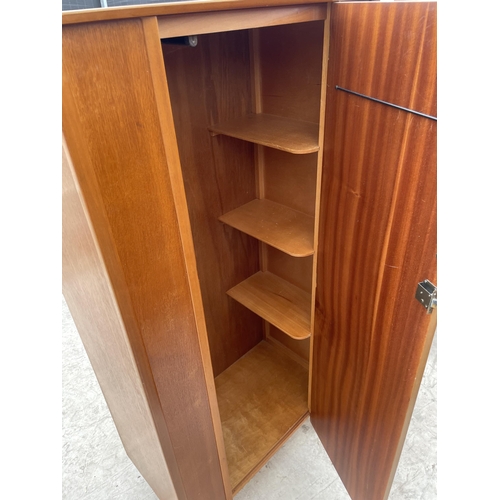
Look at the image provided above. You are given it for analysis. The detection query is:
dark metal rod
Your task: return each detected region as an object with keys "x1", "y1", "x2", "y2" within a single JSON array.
[
  {"x1": 161, "y1": 36, "x2": 198, "y2": 47},
  {"x1": 335, "y1": 85, "x2": 437, "y2": 121}
]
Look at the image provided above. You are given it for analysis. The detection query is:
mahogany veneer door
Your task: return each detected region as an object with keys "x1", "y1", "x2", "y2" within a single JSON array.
[{"x1": 312, "y1": 3, "x2": 437, "y2": 500}]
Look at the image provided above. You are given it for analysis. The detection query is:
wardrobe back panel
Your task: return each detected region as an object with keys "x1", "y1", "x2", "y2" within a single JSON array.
[
  {"x1": 259, "y1": 21, "x2": 324, "y2": 122},
  {"x1": 263, "y1": 148, "x2": 317, "y2": 217}
]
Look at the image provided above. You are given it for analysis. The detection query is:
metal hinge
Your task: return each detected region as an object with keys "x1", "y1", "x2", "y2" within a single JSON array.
[{"x1": 415, "y1": 280, "x2": 437, "y2": 314}]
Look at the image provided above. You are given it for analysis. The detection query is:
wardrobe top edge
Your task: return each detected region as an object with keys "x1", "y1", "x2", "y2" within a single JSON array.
[{"x1": 62, "y1": 0, "x2": 334, "y2": 26}]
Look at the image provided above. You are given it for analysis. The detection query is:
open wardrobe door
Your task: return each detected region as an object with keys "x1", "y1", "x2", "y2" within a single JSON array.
[{"x1": 311, "y1": 3, "x2": 437, "y2": 500}]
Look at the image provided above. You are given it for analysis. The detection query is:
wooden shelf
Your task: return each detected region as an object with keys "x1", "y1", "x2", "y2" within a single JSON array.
[
  {"x1": 219, "y1": 199, "x2": 314, "y2": 257},
  {"x1": 208, "y1": 113, "x2": 319, "y2": 154},
  {"x1": 227, "y1": 271, "x2": 311, "y2": 340},
  {"x1": 215, "y1": 341, "x2": 309, "y2": 492}
]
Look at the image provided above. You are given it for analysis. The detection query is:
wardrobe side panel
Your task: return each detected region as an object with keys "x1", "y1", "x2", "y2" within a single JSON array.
[
  {"x1": 162, "y1": 32, "x2": 263, "y2": 378},
  {"x1": 63, "y1": 143, "x2": 181, "y2": 500},
  {"x1": 63, "y1": 19, "x2": 228, "y2": 500}
]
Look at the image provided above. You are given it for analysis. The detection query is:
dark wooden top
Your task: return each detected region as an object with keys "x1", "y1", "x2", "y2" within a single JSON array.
[{"x1": 63, "y1": 0, "x2": 332, "y2": 25}]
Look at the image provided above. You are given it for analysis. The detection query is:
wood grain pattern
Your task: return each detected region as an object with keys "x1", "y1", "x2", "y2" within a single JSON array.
[
  {"x1": 62, "y1": 141, "x2": 182, "y2": 500},
  {"x1": 385, "y1": 307, "x2": 437, "y2": 498},
  {"x1": 308, "y1": 2, "x2": 332, "y2": 408},
  {"x1": 143, "y1": 18, "x2": 233, "y2": 498},
  {"x1": 266, "y1": 246, "x2": 312, "y2": 361},
  {"x1": 257, "y1": 20, "x2": 328, "y2": 371},
  {"x1": 311, "y1": 3, "x2": 437, "y2": 500},
  {"x1": 219, "y1": 199, "x2": 315, "y2": 257},
  {"x1": 63, "y1": 0, "x2": 333, "y2": 25},
  {"x1": 163, "y1": 30, "x2": 263, "y2": 378},
  {"x1": 215, "y1": 341, "x2": 309, "y2": 491},
  {"x1": 227, "y1": 271, "x2": 312, "y2": 340},
  {"x1": 333, "y1": 1, "x2": 437, "y2": 117},
  {"x1": 157, "y1": 5, "x2": 327, "y2": 38},
  {"x1": 259, "y1": 21, "x2": 324, "y2": 123},
  {"x1": 266, "y1": 245, "x2": 313, "y2": 292},
  {"x1": 263, "y1": 148, "x2": 317, "y2": 217},
  {"x1": 209, "y1": 113, "x2": 320, "y2": 154},
  {"x1": 63, "y1": 19, "x2": 228, "y2": 499}
]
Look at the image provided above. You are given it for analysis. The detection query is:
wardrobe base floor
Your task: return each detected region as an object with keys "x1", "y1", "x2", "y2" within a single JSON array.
[{"x1": 215, "y1": 340, "x2": 309, "y2": 492}]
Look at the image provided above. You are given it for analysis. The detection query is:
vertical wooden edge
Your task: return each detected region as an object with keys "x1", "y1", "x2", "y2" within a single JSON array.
[
  {"x1": 383, "y1": 313, "x2": 437, "y2": 500},
  {"x1": 250, "y1": 29, "x2": 263, "y2": 117},
  {"x1": 256, "y1": 147, "x2": 267, "y2": 275},
  {"x1": 308, "y1": 4, "x2": 331, "y2": 410},
  {"x1": 62, "y1": 136, "x2": 184, "y2": 500},
  {"x1": 250, "y1": 31, "x2": 267, "y2": 247},
  {"x1": 140, "y1": 16, "x2": 233, "y2": 499},
  {"x1": 250, "y1": 29, "x2": 269, "y2": 340}
]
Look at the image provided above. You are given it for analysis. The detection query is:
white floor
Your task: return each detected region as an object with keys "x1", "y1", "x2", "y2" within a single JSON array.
[{"x1": 62, "y1": 297, "x2": 436, "y2": 499}]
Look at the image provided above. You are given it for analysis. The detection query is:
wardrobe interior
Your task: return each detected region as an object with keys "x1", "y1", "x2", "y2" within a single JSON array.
[{"x1": 161, "y1": 19, "x2": 327, "y2": 492}]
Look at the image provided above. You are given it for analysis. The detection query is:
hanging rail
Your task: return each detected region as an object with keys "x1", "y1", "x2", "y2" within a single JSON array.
[{"x1": 336, "y1": 85, "x2": 437, "y2": 122}]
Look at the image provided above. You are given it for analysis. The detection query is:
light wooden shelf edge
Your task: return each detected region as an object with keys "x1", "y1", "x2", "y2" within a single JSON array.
[
  {"x1": 219, "y1": 199, "x2": 314, "y2": 257},
  {"x1": 227, "y1": 271, "x2": 311, "y2": 340},
  {"x1": 209, "y1": 113, "x2": 320, "y2": 154}
]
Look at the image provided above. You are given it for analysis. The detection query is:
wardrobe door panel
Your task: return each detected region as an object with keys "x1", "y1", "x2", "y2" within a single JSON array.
[{"x1": 312, "y1": 3, "x2": 437, "y2": 500}]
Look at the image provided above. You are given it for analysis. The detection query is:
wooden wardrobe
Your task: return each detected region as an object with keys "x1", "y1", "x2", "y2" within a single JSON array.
[{"x1": 62, "y1": 1, "x2": 437, "y2": 499}]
